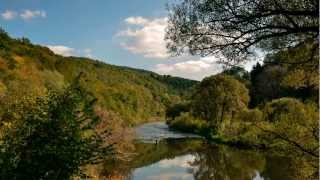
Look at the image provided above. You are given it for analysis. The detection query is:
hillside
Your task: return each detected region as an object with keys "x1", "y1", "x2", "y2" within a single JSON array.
[{"x1": 0, "y1": 30, "x2": 197, "y2": 125}]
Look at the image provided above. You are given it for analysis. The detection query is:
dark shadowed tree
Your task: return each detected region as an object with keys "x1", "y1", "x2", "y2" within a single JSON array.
[
  {"x1": 249, "y1": 40, "x2": 319, "y2": 107},
  {"x1": 221, "y1": 66, "x2": 250, "y2": 86},
  {"x1": 166, "y1": 102, "x2": 191, "y2": 121},
  {"x1": 265, "y1": 40, "x2": 319, "y2": 101},
  {"x1": 252, "y1": 65, "x2": 287, "y2": 105},
  {"x1": 165, "y1": 0, "x2": 319, "y2": 65}
]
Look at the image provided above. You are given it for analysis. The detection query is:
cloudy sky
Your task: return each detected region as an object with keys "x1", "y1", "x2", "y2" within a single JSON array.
[{"x1": 0, "y1": 0, "x2": 259, "y2": 80}]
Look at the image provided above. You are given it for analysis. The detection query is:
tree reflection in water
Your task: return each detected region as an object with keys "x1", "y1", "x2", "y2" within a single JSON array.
[
  {"x1": 98, "y1": 138, "x2": 316, "y2": 180},
  {"x1": 190, "y1": 143, "x2": 316, "y2": 180},
  {"x1": 190, "y1": 144, "x2": 266, "y2": 180}
]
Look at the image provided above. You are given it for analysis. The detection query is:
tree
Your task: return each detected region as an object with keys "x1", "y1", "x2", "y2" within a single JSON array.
[
  {"x1": 249, "y1": 41, "x2": 319, "y2": 105},
  {"x1": 18, "y1": 37, "x2": 31, "y2": 44},
  {"x1": 221, "y1": 66, "x2": 250, "y2": 87},
  {"x1": 259, "y1": 98, "x2": 318, "y2": 159},
  {"x1": 252, "y1": 65, "x2": 287, "y2": 105},
  {"x1": 166, "y1": 102, "x2": 190, "y2": 121},
  {"x1": 165, "y1": 0, "x2": 319, "y2": 64},
  {"x1": 0, "y1": 75, "x2": 114, "y2": 179},
  {"x1": 222, "y1": 66, "x2": 249, "y2": 80},
  {"x1": 266, "y1": 40, "x2": 319, "y2": 101},
  {"x1": 0, "y1": 27, "x2": 8, "y2": 37},
  {"x1": 192, "y1": 75, "x2": 249, "y2": 131},
  {"x1": 249, "y1": 62, "x2": 264, "y2": 107}
]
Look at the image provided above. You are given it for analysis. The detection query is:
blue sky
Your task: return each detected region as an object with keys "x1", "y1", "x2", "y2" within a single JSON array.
[{"x1": 0, "y1": 0, "x2": 259, "y2": 80}]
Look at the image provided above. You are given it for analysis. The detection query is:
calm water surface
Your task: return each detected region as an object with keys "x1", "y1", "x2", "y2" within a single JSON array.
[{"x1": 120, "y1": 122, "x2": 304, "y2": 180}]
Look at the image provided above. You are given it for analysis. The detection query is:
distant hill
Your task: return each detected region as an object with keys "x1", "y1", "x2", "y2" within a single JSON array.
[{"x1": 0, "y1": 30, "x2": 197, "y2": 125}]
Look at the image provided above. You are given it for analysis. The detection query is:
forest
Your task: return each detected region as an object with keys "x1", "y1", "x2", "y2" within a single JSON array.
[
  {"x1": 0, "y1": 29, "x2": 196, "y2": 178},
  {"x1": 0, "y1": 0, "x2": 318, "y2": 179},
  {"x1": 165, "y1": 0, "x2": 319, "y2": 179}
]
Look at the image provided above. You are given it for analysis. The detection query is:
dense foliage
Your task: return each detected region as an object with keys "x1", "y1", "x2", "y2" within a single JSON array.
[
  {"x1": 166, "y1": 70, "x2": 319, "y2": 178},
  {"x1": 0, "y1": 0, "x2": 319, "y2": 176},
  {"x1": 0, "y1": 29, "x2": 196, "y2": 125},
  {"x1": 166, "y1": 41, "x2": 319, "y2": 178},
  {"x1": 0, "y1": 29, "x2": 197, "y2": 178},
  {"x1": 192, "y1": 75, "x2": 249, "y2": 132},
  {"x1": 0, "y1": 77, "x2": 113, "y2": 179},
  {"x1": 261, "y1": 98, "x2": 318, "y2": 157}
]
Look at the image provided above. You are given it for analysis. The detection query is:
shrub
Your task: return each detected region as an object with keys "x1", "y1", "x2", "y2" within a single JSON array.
[
  {"x1": 165, "y1": 102, "x2": 190, "y2": 122},
  {"x1": 236, "y1": 108, "x2": 263, "y2": 123},
  {"x1": 260, "y1": 98, "x2": 318, "y2": 158},
  {"x1": 169, "y1": 112, "x2": 211, "y2": 135},
  {"x1": 0, "y1": 81, "x2": 114, "y2": 179},
  {"x1": 221, "y1": 109, "x2": 262, "y2": 142}
]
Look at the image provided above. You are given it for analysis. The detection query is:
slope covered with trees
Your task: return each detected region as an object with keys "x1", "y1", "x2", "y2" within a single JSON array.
[
  {"x1": 0, "y1": 28, "x2": 197, "y2": 178},
  {"x1": 0, "y1": 29, "x2": 197, "y2": 125}
]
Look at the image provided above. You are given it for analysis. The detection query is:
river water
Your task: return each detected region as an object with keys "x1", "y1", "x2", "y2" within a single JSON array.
[{"x1": 116, "y1": 122, "x2": 310, "y2": 180}]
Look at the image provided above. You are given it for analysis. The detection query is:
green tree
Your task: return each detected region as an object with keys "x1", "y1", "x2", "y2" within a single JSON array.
[
  {"x1": 192, "y1": 75, "x2": 249, "y2": 132},
  {"x1": 267, "y1": 40, "x2": 319, "y2": 101},
  {"x1": 221, "y1": 66, "x2": 251, "y2": 88},
  {"x1": 259, "y1": 98, "x2": 318, "y2": 158},
  {"x1": 165, "y1": 102, "x2": 190, "y2": 121},
  {"x1": 222, "y1": 66, "x2": 249, "y2": 81},
  {"x1": 0, "y1": 75, "x2": 114, "y2": 179}
]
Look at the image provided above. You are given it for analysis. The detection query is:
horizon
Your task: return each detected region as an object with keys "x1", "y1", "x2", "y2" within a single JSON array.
[{"x1": 1, "y1": 0, "x2": 260, "y2": 80}]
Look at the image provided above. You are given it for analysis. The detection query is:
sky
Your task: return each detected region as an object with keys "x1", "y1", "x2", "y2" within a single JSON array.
[{"x1": 0, "y1": 0, "x2": 261, "y2": 80}]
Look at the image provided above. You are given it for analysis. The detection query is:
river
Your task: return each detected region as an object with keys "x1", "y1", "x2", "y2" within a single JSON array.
[{"x1": 107, "y1": 122, "x2": 311, "y2": 180}]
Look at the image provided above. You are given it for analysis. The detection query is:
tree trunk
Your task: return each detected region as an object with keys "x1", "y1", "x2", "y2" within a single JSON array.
[{"x1": 219, "y1": 98, "x2": 227, "y2": 132}]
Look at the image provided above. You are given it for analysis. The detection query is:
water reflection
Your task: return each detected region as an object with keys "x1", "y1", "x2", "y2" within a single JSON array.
[
  {"x1": 135, "y1": 122, "x2": 202, "y2": 143},
  {"x1": 133, "y1": 154, "x2": 195, "y2": 180},
  {"x1": 122, "y1": 138, "x2": 300, "y2": 180},
  {"x1": 100, "y1": 122, "x2": 316, "y2": 180},
  {"x1": 190, "y1": 144, "x2": 266, "y2": 180}
]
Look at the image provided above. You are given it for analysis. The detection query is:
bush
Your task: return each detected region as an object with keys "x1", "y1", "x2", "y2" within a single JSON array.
[
  {"x1": 220, "y1": 109, "x2": 262, "y2": 142},
  {"x1": 0, "y1": 81, "x2": 114, "y2": 179},
  {"x1": 169, "y1": 112, "x2": 211, "y2": 136},
  {"x1": 260, "y1": 98, "x2": 318, "y2": 158},
  {"x1": 263, "y1": 97, "x2": 309, "y2": 123},
  {"x1": 165, "y1": 102, "x2": 190, "y2": 122},
  {"x1": 236, "y1": 108, "x2": 263, "y2": 123}
]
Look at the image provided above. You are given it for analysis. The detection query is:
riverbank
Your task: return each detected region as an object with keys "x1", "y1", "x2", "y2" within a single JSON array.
[
  {"x1": 111, "y1": 122, "x2": 315, "y2": 179},
  {"x1": 167, "y1": 120, "x2": 272, "y2": 151}
]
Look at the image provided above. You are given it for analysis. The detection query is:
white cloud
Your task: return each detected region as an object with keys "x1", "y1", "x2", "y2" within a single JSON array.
[
  {"x1": 158, "y1": 154, "x2": 195, "y2": 168},
  {"x1": 154, "y1": 56, "x2": 224, "y2": 80},
  {"x1": 125, "y1": 16, "x2": 148, "y2": 25},
  {"x1": 154, "y1": 55, "x2": 262, "y2": 80},
  {"x1": 83, "y1": 48, "x2": 93, "y2": 58},
  {"x1": 146, "y1": 173, "x2": 193, "y2": 180},
  {"x1": 1, "y1": 10, "x2": 17, "y2": 20},
  {"x1": 47, "y1": 45, "x2": 74, "y2": 57},
  {"x1": 118, "y1": 16, "x2": 260, "y2": 80},
  {"x1": 118, "y1": 16, "x2": 169, "y2": 59},
  {"x1": 20, "y1": 10, "x2": 46, "y2": 20},
  {"x1": 46, "y1": 46, "x2": 97, "y2": 59}
]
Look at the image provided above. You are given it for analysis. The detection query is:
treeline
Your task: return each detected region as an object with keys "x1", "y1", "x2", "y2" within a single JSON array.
[{"x1": 166, "y1": 40, "x2": 319, "y2": 179}]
